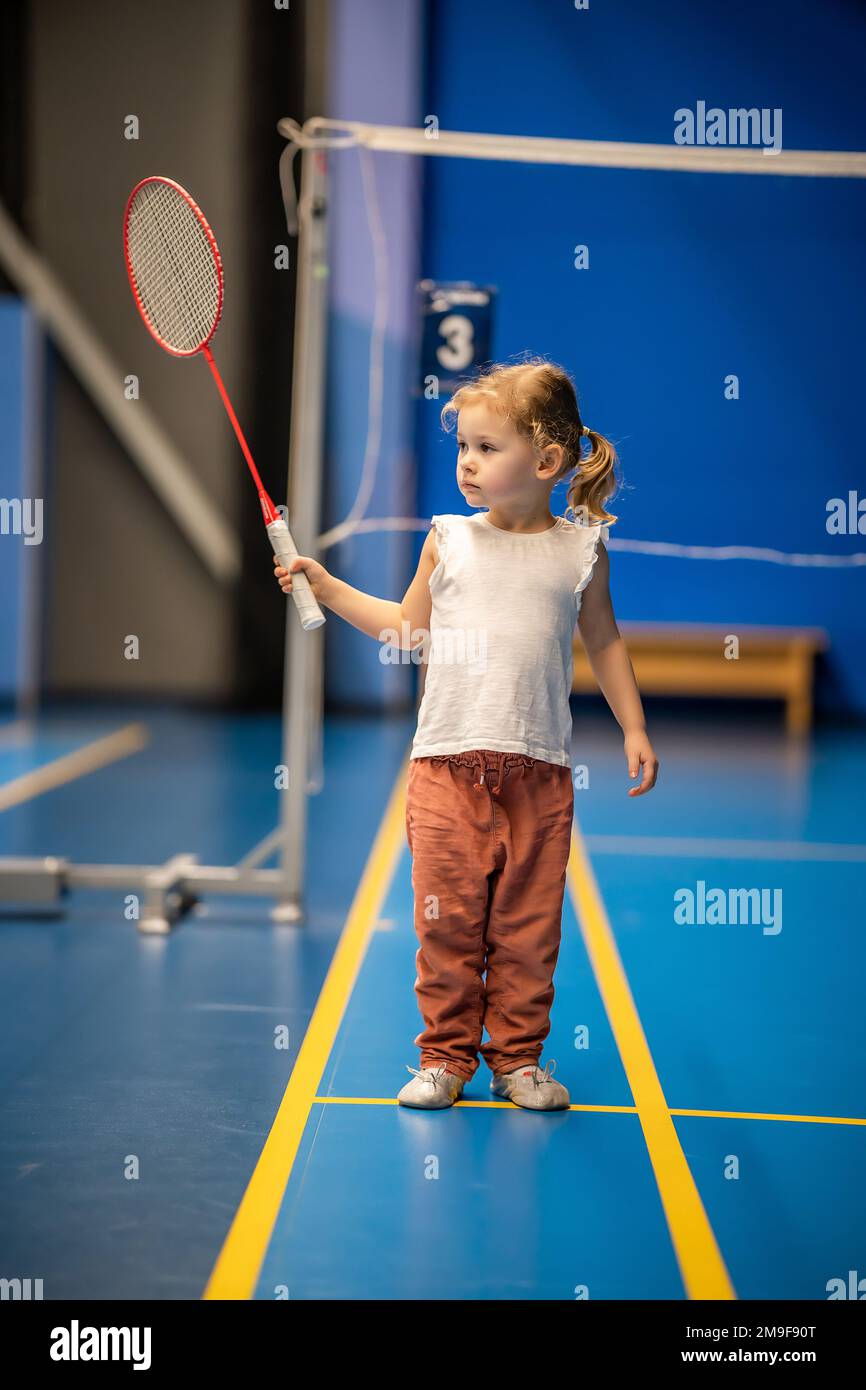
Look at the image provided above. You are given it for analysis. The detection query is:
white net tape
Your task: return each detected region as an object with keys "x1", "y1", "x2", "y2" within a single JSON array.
[
  {"x1": 278, "y1": 117, "x2": 866, "y2": 179},
  {"x1": 126, "y1": 180, "x2": 221, "y2": 353}
]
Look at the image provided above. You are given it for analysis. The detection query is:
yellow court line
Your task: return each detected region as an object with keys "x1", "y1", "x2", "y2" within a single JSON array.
[
  {"x1": 313, "y1": 1096, "x2": 639, "y2": 1113},
  {"x1": 0, "y1": 723, "x2": 149, "y2": 811},
  {"x1": 202, "y1": 759, "x2": 410, "y2": 1301},
  {"x1": 670, "y1": 1108, "x2": 866, "y2": 1127},
  {"x1": 566, "y1": 827, "x2": 736, "y2": 1301},
  {"x1": 313, "y1": 1096, "x2": 866, "y2": 1126}
]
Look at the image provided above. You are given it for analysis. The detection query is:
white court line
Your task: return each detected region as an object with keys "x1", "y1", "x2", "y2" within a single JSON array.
[
  {"x1": 583, "y1": 834, "x2": 866, "y2": 863},
  {"x1": 0, "y1": 723, "x2": 149, "y2": 812}
]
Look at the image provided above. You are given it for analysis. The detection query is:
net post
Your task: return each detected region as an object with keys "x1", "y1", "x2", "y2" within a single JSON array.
[{"x1": 274, "y1": 139, "x2": 330, "y2": 922}]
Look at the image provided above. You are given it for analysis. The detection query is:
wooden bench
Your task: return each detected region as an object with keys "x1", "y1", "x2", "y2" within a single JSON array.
[{"x1": 573, "y1": 623, "x2": 828, "y2": 735}]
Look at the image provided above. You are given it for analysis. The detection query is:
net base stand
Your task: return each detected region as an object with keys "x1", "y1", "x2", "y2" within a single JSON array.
[{"x1": 0, "y1": 847, "x2": 304, "y2": 934}]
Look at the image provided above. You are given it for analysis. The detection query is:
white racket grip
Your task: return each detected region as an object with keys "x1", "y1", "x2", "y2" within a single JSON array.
[{"x1": 266, "y1": 520, "x2": 326, "y2": 630}]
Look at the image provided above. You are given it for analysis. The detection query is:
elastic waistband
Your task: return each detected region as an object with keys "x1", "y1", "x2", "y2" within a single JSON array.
[
  {"x1": 429, "y1": 749, "x2": 536, "y2": 770},
  {"x1": 429, "y1": 749, "x2": 536, "y2": 797}
]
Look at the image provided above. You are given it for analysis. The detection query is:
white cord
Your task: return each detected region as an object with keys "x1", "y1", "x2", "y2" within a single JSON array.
[
  {"x1": 316, "y1": 519, "x2": 866, "y2": 566},
  {"x1": 608, "y1": 539, "x2": 866, "y2": 567}
]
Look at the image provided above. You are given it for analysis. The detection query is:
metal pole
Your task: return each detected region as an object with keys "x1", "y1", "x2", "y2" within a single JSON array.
[{"x1": 273, "y1": 142, "x2": 330, "y2": 922}]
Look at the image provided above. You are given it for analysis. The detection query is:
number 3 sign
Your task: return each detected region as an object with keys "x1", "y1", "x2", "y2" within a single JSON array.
[{"x1": 416, "y1": 280, "x2": 496, "y2": 393}]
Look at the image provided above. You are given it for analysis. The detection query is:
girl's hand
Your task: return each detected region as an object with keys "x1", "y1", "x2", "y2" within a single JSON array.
[
  {"x1": 273, "y1": 551, "x2": 331, "y2": 603},
  {"x1": 624, "y1": 729, "x2": 659, "y2": 797}
]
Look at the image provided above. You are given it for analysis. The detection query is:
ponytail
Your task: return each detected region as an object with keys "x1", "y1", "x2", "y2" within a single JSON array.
[{"x1": 565, "y1": 425, "x2": 619, "y2": 528}]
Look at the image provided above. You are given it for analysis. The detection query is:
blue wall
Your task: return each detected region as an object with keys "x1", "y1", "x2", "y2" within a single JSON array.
[{"x1": 415, "y1": 0, "x2": 866, "y2": 717}]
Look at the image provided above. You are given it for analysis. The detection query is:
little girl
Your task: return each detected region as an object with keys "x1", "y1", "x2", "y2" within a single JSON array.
[{"x1": 274, "y1": 357, "x2": 658, "y2": 1112}]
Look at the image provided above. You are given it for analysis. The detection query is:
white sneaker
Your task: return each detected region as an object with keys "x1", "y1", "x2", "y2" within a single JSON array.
[
  {"x1": 397, "y1": 1063, "x2": 465, "y2": 1109},
  {"x1": 490, "y1": 1059, "x2": 570, "y2": 1110}
]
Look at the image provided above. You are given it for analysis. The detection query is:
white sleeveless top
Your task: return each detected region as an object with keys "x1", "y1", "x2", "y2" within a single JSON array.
[{"x1": 410, "y1": 511, "x2": 610, "y2": 767}]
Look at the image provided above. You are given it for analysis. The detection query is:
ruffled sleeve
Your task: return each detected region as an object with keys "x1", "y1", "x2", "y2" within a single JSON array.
[
  {"x1": 430, "y1": 514, "x2": 450, "y2": 575},
  {"x1": 574, "y1": 522, "x2": 610, "y2": 609}
]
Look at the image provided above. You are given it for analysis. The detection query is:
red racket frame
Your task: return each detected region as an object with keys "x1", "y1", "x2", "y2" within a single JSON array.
[
  {"x1": 123, "y1": 176, "x2": 224, "y2": 359},
  {"x1": 122, "y1": 175, "x2": 280, "y2": 526}
]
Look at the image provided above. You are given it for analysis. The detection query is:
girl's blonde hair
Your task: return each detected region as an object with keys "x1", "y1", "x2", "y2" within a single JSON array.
[{"x1": 440, "y1": 355, "x2": 619, "y2": 527}]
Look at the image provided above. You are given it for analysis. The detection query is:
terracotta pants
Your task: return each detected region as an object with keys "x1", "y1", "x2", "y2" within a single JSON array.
[{"x1": 405, "y1": 750, "x2": 574, "y2": 1081}]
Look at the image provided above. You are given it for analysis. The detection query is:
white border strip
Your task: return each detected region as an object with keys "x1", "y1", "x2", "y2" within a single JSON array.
[{"x1": 584, "y1": 834, "x2": 866, "y2": 863}]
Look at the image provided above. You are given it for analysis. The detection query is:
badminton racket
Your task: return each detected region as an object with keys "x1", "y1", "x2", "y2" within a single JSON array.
[{"x1": 122, "y1": 174, "x2": 325, "y2": 631}]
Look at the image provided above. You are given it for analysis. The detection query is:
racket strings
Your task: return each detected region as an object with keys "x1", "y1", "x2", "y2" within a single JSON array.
[{"x1": 126, "y1": 181, "x2": 221, "y2": 352}]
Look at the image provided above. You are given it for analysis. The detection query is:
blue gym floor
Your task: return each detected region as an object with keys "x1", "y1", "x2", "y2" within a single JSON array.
[{"x1": 0, "y1": 704, "x2": 863, "y2": 1300}]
